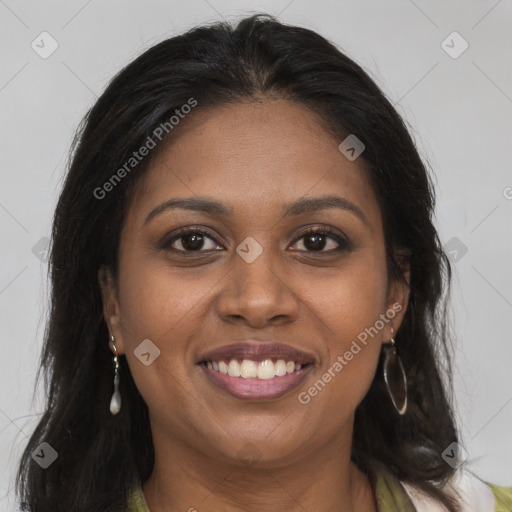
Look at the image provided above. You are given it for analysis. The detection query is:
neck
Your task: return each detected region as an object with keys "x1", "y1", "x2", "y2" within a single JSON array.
[{"x1": 142, "y1": 419, "x2": 377, "y2": 512}]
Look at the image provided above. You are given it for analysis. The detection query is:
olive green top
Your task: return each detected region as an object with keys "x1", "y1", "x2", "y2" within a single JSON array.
[{"x1": 126, "y1": 468, "x2": 512, "y2": 511}]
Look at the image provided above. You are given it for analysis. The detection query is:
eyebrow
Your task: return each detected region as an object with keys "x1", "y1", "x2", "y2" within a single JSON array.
[{"x1": 144, "y1": 195, "x2": 368, "y2": 226}]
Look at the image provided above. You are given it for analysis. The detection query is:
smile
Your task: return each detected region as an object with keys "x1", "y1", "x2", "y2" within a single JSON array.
[
  {"x1": 198, "y1": 358, "x2": 314, "y2": 400},
  {"x1": 207, "y1": 358, "x2": 303, "y2": 378}
]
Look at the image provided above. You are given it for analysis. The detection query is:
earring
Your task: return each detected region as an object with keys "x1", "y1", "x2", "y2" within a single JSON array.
[
  {"x1": 109, "y1": 335, "x2": 121, "y2": 415},
  {"x1": 382, "y1": 330, "x2": 407, "y2": 415}
]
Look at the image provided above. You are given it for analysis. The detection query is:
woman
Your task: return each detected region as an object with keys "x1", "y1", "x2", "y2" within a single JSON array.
[{"x1": 15, "y1": 14, "x2": 511, "y2": 512}]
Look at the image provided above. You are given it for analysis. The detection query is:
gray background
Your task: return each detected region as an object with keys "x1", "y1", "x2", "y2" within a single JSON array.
[{"x1": 1, "y1": 0, "x2": 511, "y2": 509}]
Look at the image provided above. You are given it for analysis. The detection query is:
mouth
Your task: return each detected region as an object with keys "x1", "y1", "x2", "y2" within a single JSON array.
[{"x1": 196, "y1": 341, "x2": 316, "y2": 401}]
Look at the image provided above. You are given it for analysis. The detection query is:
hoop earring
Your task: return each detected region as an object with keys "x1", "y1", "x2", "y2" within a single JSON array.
[
  {"x1": 382, "y1": 335, "x2": 407, "y2": 415},
  {"x1": 109, "y1": 335, "x2": 121, "y2": 415}
]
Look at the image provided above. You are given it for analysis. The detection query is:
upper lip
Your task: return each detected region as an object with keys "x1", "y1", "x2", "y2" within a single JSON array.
[{"x1": 197, "y1": 340, "x2": 317, "y2": 365}]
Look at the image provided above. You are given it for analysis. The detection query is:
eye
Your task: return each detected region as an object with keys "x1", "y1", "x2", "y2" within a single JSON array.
[
  {"x1": 162, "y1": 228, "x2": 224, "y2": 252},
  {"x1": 160, "y1": 225, "x2": 351, "y2": 254},
  {"x1": 289, "y1": 226, "x2": 351, "y2": 253}
]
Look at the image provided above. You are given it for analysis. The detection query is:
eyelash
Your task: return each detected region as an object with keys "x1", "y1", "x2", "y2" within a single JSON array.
[{"x1": 161, "y1": 226, "x2": 351, "y2": 254}]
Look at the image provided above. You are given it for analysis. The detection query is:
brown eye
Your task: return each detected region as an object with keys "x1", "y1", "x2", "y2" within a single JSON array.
[
  {"x1": 290, "y1": 227, "x2": 351, "y2": 253},
  {"x1": 162, "y1": 228, "x2": 223, "y2": 252}
]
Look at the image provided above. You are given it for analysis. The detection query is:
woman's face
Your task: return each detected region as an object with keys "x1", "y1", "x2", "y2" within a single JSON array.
[{"x1": 101, "y1": 99, "x2": 408, "y2": 467}]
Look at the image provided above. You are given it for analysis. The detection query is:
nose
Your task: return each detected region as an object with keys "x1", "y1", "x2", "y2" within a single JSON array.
[{"x1": 215, "y1": 250, "x2": 300, "y2": 329}]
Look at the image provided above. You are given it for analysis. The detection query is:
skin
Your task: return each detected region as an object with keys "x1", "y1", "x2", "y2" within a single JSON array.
[{"x1": 99, "y1": 99, "x2": 410, "y2": 512}]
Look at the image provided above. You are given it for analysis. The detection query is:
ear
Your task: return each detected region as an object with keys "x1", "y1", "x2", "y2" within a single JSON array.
[
  {"x1": 384, "y1": 252, "x2": 411, "y2": 341},
  {"x1": 98, "y1": 265, "x2": 125, "y2": 355}
]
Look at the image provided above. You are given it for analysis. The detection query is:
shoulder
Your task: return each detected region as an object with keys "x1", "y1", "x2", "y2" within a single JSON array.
[
  {"x1": 486, "y1": 482, "x2": 512, "y2": 512},
  {"x1": 128, "y1": 468, "x2": 511, "y2": 512},
  {"x1": 126, "y1": 478, "x2": 151, "y2": 512},
  {"x1": 401, "y1": 469, "x2": 512, "y2": 512}
]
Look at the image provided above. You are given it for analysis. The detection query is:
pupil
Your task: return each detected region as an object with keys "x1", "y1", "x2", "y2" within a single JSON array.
[
  {"x1": 305, "y1": 234, "x2": 325, "y2": 251},
  {"x1": 182, "y1": 233, "x2": 204, "y2": 251}
]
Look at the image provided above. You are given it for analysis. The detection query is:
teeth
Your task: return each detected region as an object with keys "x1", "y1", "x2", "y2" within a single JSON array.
[
  {"x1": 240, "y1": 359, "x2": 258, "y2": 378},
  {"x1": 206, "y1": 358, "x2": 306, "y2": 379},
  {"x1": 257, "y1": 359, "x2": 275, "y2": 380},
  {"x1": 228, "y1": 360, "x2": 241, "y2": 377},
  {"x1": 275, "y1": 360, "x2": 287, "y2": 376}
]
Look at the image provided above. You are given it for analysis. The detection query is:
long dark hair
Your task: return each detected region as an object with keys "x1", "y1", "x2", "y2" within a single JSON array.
[{"x1": 16, "y1": 14, "x2": 460, "y2": 511}]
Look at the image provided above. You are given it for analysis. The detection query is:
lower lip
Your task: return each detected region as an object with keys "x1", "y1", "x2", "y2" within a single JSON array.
[{"x1": 198, "y1": 363, "x2": 314, "y2": 401}]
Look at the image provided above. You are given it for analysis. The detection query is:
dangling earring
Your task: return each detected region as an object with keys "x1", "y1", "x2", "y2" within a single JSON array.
[
  {"x1": 109, "y1": 335, "x2": 121, "y2": 415},
  {"x1": 382, "y1": 329, "x2": 407, "y2": 415}
]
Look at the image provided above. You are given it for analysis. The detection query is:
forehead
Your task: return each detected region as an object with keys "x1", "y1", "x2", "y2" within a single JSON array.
[{"x1": 127, "y1": 99, "x2": 381, "y2": 228}]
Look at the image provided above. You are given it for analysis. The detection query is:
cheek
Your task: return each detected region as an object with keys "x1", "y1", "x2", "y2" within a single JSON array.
[
  {"x1": 307, "y1": 248, "x2": 389, "y2": 340},
  {"x1": 117, "y1": 248, "x2": 206, "y2": 341},
  {"x1": 298, "y1": 250, "x2": 389, "y2": 407},
  {"x1": 116, "y1": 268, "x2": 205, "y2": 436},
  {"x1": 114, "y1": 249, "x2": 203, "y2": 405}
]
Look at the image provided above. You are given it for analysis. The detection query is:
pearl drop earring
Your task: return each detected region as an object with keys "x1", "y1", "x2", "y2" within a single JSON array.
[{"x1": 109, "y1": 335, "x2": 121, "y2": 415}]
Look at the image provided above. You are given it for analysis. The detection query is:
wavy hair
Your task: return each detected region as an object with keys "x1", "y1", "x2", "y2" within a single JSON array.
[{"x1": 16, "y1": 14, "x2": 459, "y2": 511}]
